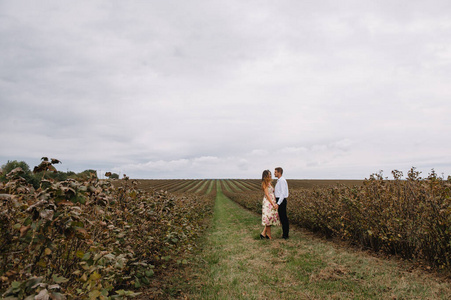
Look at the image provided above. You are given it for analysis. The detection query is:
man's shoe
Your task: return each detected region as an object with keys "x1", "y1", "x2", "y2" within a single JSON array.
[{"x1": 282, "y1": 236, "x2": 289, "y2": 240}]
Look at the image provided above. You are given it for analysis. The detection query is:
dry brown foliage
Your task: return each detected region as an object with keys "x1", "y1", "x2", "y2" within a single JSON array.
[{"x1": 0, "y1": 159, "x2": 215, "y2": 299}]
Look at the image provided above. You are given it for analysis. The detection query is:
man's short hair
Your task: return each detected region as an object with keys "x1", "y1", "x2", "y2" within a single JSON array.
[{"x1": 275, "y1": 167, "x2": 283, "y2": 175}]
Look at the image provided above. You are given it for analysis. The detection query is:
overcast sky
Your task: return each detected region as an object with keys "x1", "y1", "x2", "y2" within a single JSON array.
[{"x1": 1, "y1": 1, "x2": 450, "y2": 179}]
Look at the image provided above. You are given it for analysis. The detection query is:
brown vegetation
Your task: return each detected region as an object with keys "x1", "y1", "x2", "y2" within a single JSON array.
[{"x1": 0, "y1": 160, "x2": 215, "y2": 299}]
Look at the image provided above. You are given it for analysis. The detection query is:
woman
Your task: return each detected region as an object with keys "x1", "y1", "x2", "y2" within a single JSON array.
[{"x1": 260, "y1": 169, "x2": 280, "y2": 239}]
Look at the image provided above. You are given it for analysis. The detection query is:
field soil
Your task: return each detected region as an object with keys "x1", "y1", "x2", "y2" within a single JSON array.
[{"x1": 138, "y1": 184, "x2": 451, "y2": 299}]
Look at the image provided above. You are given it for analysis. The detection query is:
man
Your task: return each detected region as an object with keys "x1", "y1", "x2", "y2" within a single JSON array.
[{"x1": 274, "y1": 167, "x2": 289, "y2": 239}]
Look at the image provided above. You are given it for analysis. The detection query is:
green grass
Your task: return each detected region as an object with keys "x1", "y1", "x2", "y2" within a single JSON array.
[{"x1": 172, "y1": 185, "x2": 451, "y2": 299}]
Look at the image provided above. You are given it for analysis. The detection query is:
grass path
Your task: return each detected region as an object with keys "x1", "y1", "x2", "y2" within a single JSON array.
[{"x1": 178, "y1": 186, "x2": 450, "y2": 299}]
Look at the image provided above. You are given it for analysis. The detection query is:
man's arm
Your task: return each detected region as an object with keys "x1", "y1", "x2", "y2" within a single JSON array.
[{"x1": 283, "y1": 179, "x2": 289, "y2": 198}]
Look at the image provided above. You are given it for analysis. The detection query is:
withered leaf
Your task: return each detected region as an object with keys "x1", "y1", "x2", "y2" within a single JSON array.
[
  {"x1": 20, "y1": 225, "x2": 31, "y2": 237},
  {"x1": 50, "y1": 158, "x2": 61, "y2": 164}
]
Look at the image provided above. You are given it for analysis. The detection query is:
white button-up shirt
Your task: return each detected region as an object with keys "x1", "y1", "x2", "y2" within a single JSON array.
[{"x1": 275, "y1": 176, "x2": 289, "y2": 205}]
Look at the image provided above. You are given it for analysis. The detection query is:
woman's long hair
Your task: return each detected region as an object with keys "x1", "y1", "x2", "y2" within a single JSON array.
[{"x1": 261, "y1": 170, "x2": 272, "y2": 191}]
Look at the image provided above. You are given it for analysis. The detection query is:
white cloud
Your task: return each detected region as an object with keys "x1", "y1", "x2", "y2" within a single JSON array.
[{"x1": 250, "y1": 149, "x2": 269, "y2": 156}]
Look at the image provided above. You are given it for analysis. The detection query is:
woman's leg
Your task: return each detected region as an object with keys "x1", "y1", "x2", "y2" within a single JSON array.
[{"x1": 266, "y1": 226, "x2": 272, "y2": 239}]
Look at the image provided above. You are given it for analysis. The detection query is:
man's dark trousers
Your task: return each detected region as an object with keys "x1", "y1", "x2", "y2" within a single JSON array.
[{"x1": 276, "y1": 198, "x2": 289, "y2": 238}]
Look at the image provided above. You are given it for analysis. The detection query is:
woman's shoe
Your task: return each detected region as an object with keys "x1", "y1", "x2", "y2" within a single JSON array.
[
  {"x1": 265, "y1": 235, "x2": 270, "y2": 239},
  {"x1": 260, "y1": 234, "x2": 266, "y2": 239}
]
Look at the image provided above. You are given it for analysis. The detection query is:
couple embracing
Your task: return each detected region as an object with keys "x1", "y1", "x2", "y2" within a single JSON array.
[{"x1": 260, "y1": 167, "x2": 289, "y2": 240}]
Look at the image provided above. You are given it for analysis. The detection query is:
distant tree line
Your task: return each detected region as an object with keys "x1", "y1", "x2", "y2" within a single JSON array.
[{"x1": 0, "y1": 160, "x2": 119, "y2": 189}]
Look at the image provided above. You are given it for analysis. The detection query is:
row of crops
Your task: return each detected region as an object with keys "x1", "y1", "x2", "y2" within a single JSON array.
[
  {"x1": 135, "y1": 179, "x2": 260, "y2": 193},
  {"x1": 132, "y1": 179, "x2": 218, "y2": 195},
  {"x1": 0, "y1": 161, "x2": 216, "y2": 299}
]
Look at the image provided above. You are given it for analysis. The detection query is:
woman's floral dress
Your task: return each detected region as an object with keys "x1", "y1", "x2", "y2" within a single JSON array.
[{"x1": 262, "y1": 185, "x2": 280, "y2": 226}]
